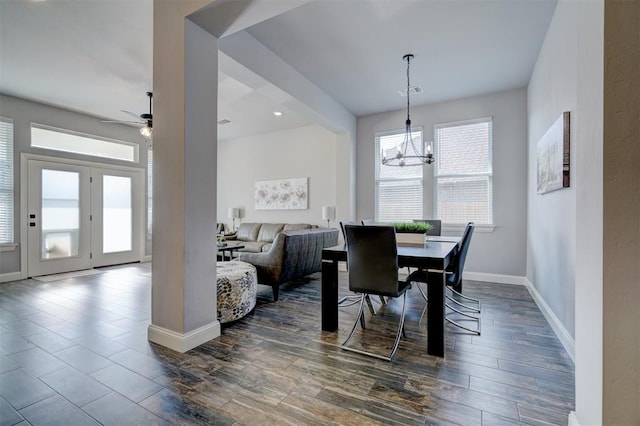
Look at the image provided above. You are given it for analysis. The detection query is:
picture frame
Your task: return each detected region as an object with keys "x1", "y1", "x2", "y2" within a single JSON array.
[
  {"x1": 255, "y1": 177, "x2": 308, "y2": 210},
  {"x1": 537, "y1": 111, "x2": 570, "y2": 194}
]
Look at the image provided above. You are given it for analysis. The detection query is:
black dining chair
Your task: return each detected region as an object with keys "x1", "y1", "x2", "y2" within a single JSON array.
[
  {"x1": 407, "y1": 222, "x2": 481, "y2": 335},
  {"x1": 341, "y1": 225, "x2": 412, "y2": 361},
  {"x1": 338, "y1": 221, "x2": 368, "y2": 308}
]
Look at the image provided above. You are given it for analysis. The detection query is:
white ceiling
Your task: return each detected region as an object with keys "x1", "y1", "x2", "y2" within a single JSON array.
[{"x1": 0, "y1": 0, "x2": 557, "y2": 141}]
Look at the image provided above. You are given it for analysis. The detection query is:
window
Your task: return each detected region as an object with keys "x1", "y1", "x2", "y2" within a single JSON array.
[
  {"x1": 434, "y1": 117, "x2": 493, "y2": 225},
  {"x1": 147, "y1": 150, "x2": 153, "y2": 235},
  {"x1": 31, "y1": 124, "x2": 138, "y2": 163},
  {"x1": 0, "y1": 117, "x2": 14, "y2": 244},
  {"x1": 375, "y1": 129, "x2": 423, "y2": 222}
]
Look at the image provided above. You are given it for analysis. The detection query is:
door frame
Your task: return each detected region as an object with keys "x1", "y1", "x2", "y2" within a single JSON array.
[{"x1": 20, "y1": 153, "x2": 145, "y2": 279}]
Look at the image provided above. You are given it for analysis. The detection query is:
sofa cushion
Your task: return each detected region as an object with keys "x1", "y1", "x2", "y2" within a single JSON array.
[
  {"x1": 236, "y1": 223, "x2": 261, "y2": 242},
  {"x1": 238, "y1": 241, "x2": 267, "y2": 253},
  {"x1": 257, "y1": 223, "x2": 284, "y2": 242},
  {"x1": 282, "y1": 223, "x2": 311, "y2": 231}
]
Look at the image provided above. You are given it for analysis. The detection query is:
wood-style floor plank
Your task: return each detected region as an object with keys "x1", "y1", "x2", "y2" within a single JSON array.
[{"x1": 0, "y1": 263, "x2": 574, "y2": 425}]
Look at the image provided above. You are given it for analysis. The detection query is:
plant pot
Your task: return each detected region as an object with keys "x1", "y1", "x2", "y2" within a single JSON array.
[{"x1": 395, "y1": 232, "x2": 426, "y2": 247}]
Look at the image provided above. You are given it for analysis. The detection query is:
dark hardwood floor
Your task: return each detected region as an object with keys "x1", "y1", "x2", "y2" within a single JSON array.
[{"x1": 0, "y1": 263, "x2": 574, "y2": 425}]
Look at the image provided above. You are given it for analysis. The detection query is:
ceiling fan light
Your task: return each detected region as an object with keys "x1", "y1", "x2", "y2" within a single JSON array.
[{"x1": 140, "y1": 126, "x2": 152, "y2": 139}]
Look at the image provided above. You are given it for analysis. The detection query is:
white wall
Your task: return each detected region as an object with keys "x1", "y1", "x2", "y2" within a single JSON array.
[
  {"x1": 0, "y1": 94, "x2": 149, "y2": 276},
  {"x1": 528, "y1": 0, "x2": 606, "y2": 423},
  {"x1": 356, "y1": 89, "x2": 528, "y2": 277},
  {"x1": 217, "y1": 124, "x2": 338, "y2": 229},
  {"x1": 527, "y1": 0, "x2": 578, "y2": 341}
]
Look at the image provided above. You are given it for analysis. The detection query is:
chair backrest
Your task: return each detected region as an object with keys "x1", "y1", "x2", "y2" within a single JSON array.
[
  {"x1": 361, "y1": 219, "x2": 376, "y2": 225},
  {"x1": 339, "y1": 221, "x2": 358, "y2": 241},
  {"x1": 344, "y1": 225, "x2": 400, "y2": 297},
  {"x1": 447, "y1": 222, "x2": 474, "y2": 285},
  {"x1": 413, "y1": 219, "x2": 442, "y2": 236}
]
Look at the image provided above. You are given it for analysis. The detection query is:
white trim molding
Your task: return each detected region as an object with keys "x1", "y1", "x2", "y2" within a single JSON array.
[
  {"x1": 568, "y1": 411, "x2": 580, "y2": 426},
  {"x1": 0, "y1": 271, "x2": 22, "y2": 284},
  {"x1": 524, "y1": 278, "x2": 575, "y2": 362},
  {"x1": 142, "y1": 255, "x2": 152, "y2": 263},
  {"x1": 463, "y1": 272, "x2": 575, "y2": 363},
  {"x1": 0, "y1": 243, "x2": 18, "y2": 252},
  {"x1": 463, "y1": 271, "x2": 527, "y2": 286},
  {"x1": 148, "y1": 321, "x2": 221, "y2": 353}
]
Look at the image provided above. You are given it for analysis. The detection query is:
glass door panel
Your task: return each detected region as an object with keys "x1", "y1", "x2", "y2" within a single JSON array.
[
  {"x1": 41, "y1": 169, "x2": 81, "y2": 259},
  {"x1": 27, "y1": 160, "x2": 91, "y2": 277},
  {"x1": 102, "y1": 175, "x2": 132, "y2": 253},
  {"x1": 92, "y1": 168, "x2": 142, "y2": 267}
]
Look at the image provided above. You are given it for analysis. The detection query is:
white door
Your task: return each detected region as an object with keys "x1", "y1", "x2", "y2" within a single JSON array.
[
  {"x1": 27, "y1": 160, "x2": 92, "y2": 276},
  {"x1": 91, "y1": 168, "x2": 143, "y2": 267},
  {"x1": 27, "y1": 160, "x2": 144, "y2": 277}
]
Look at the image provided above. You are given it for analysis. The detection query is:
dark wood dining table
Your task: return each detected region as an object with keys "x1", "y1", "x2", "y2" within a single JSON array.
[{"x1": 321, "y1": 241, "x2": 458, "y2": 357}]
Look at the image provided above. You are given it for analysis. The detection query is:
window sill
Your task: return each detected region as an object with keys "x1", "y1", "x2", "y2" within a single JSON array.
[
  {"x1": 442, "y1": 224, "x2": 495, "y2": 233},
  {"x1": 0, "y1": 243, "x2": 18, "y2": 252}
]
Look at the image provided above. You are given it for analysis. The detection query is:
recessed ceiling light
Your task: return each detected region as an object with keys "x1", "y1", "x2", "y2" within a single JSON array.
[{"x1": 273, "y1": 111, "x2": 283, "y2": 117}]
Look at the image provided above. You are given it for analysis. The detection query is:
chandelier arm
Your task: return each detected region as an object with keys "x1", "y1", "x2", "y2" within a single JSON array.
[{"x1": 382, "y1": 53, "x2": 434, "y2": 167}]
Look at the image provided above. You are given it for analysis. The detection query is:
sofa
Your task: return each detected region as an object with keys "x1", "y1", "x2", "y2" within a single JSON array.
[
  {"x1": 227, "y1": 222, "x2": 315, "y2": 253},
  {"x1": 237, "y1": 226, "x2": 339, "y2": 301}
]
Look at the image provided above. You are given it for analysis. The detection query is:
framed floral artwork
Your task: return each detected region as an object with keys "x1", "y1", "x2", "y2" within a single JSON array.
[{"x1": 255, "y1": 177, "x2": 308, "y2": 210}]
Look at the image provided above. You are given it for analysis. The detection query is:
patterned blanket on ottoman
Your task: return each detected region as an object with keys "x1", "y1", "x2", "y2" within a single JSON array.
[{"x1": 216, "y1": 261, "x2": 258, "y2": 323}]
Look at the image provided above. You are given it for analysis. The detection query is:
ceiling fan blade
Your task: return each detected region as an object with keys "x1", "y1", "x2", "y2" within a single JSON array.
[
  {"x1": 102, "y1": 120, "x2": 143, "y2": 125},
  {"x1": 120, "y1": 110, "x2": 142, "y2": 120}
]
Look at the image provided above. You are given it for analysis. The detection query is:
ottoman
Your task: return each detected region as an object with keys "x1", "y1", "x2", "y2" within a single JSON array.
[{"x1": 216, "y1": 260, "x2": 258, "y2": 323}]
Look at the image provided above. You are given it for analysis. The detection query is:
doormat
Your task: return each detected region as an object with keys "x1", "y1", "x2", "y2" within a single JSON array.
[{"x1": 33, "y1": 269, "x2": 103, "y2": 282}]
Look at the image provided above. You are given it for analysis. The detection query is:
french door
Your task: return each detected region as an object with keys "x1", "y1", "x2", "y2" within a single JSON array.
[{"x1": 27, "y1": 160, "x2": 143, "y2": 277}]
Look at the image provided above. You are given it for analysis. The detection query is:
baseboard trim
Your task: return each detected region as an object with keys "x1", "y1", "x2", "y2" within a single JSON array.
[
  {"x1": 568, "y1": 411, "x2": 580, "y2": 426},
  {"x1": 141, "y1": 255, "x2": 152, "y2": 263},
  {"x1": 463, "y1": 271, "x2": 527, "y2": 286},
  {"x1": 523, "y1": 278, "x2": 575, "y2": 362},
  {"x1": 148, "y1": 321, "x2": 221, "y2": 353},
  {"x1": 0, "y1": 271, "x2": 22, "y2": 284}
]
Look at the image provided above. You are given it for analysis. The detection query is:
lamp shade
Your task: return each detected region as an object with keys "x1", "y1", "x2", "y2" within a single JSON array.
[
  {"x1": 228, "y1": 208, "x2": 240, "y2": 219},
  {"x1": 322, "y1": 206, "x2": 336, "y2": 221}
]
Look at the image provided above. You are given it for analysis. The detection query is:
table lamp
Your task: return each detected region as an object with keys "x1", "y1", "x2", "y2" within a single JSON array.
[
  {"x1": 228, "y1": 207, "x2": 240, "y2": 231},
  {"x1": 322, "y1": 206, "x2": 336, "y2": 228}
]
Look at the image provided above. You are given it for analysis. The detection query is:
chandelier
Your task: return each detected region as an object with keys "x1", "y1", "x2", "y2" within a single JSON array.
[{"x1": 381, "y1": 54, "x2": 434, "y2": 167}]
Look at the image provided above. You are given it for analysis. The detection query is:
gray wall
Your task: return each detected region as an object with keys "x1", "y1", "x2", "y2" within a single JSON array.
[
  {"x1": 356, "y1": 88, "x2": 528, "y2": 277},
  {"x1": 526, "y1": 0, "x2": 577, "y2": 340},
  {"x1": 217, "y1": 124, "x2": 339, "y2": 229},
  {"x1": 0, "y1": 94, "x2": 150, "y2": 276}
]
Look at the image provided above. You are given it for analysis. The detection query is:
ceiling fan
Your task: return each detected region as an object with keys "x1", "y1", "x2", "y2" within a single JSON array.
[{"x1": 103, "y1": 91, "x2": 153, "y2": 139}]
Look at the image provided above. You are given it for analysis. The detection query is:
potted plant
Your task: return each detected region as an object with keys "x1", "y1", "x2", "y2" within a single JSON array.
[{"x1": 392, "y1": 222, "x2": 433, "y2": 247}]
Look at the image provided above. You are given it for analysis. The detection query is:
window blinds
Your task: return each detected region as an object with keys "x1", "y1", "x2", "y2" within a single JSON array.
[
  {"x1": 435, "y1": 118, "x2": 493, "y2": 225},
  {"x1": 375, "y1": 130, "x2": 423, "y2": 222},
  {"x1": 0, "y1": 118, "x2": 14, "y2": 244}
]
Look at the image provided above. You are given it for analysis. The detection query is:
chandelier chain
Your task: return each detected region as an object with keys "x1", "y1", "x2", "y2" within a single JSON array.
[{"x1": 406, "y1": 54, "x2": 411, "y2": 123}]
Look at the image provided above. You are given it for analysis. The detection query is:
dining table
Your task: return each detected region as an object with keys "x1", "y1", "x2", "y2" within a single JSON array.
[{"x1": 321, "y1": 240, "x2": 459, "y2": 357}]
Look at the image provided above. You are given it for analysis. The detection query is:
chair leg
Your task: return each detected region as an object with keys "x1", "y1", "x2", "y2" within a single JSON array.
[
  {"x1": 448, "y1": 286, "x2": 481, "y2": 306},
  {"x1": 416, "y1": 282, "x2": 428, "y2": 302},
  {"x1": 446, "y1": 293, "x2": 480, "y2": 313},
  {"x1": 445, "y1": 303, "x2": 481, "y2": 335},
  {"x1": 340, "y1": 292, "x2": 407, "y2": 362},
  {"x1": 341, "y1": 294, "x2": 366, "y2": 349},
  {"x1": 365, "y1": 295, "x2": 377, "y2": 315}
]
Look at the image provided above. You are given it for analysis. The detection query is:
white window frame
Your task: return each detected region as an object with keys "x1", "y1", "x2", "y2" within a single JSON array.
[
  {"x1": 375, "y1": 128, "x2": 424, "y2": 222},
  {"x1": 31, "y1": 123, "x2": 139, "y2": 163},
  {"x1": 0, "y1": 117, "x2": 15, "y2": 247},
  {"x1": 433, "y1": 117, "x2": 493, "y2": 227}
]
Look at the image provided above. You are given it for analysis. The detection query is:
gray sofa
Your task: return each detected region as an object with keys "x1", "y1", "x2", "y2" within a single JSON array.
[
  {"x1": 237, "y1": 227, "x2": 339, "y2": 301},
  {"x1": 227, "y1": 222, "x2": 315, "y2": 253}
]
